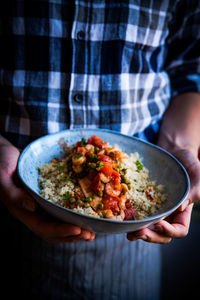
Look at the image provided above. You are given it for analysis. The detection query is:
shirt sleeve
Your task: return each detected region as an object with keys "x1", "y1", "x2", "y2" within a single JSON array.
[{"x1": 164, "y1": 1, "x2": 200, "y2": 97}]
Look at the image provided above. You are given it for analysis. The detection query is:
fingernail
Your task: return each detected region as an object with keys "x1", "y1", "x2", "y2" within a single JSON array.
[
  {"x1": 81, "y1": 231, "x2": 91, "y2": 240},
  {"x1": 73, "y1": 227, "x2": 81, "y2": 236}
]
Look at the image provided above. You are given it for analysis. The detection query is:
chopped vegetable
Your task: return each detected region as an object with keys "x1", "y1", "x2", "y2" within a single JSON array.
[
  {"x1": 64, "y1": 191, "x2": 70, "y2": 201},
  {"x1": 81, "y1": 137, "x2": 86, "y2": 146},
  {"x1": 136, "y1": 160, "x2": 143, "y2": 171},
  {"x1": 56, "y1": 165, "x2": 64, "y2": 171}
]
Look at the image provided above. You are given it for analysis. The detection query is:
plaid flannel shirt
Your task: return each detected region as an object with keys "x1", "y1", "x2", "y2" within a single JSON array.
[{"x1": 0, "y1": 0, "x2": 200, "y2": 149}]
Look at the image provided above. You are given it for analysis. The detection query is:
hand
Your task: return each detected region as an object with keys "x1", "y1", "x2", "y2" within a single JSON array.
[
  {"x1": 127, "y1": 146, "x2": 199, "y2": 244},
  {"x1": 0, "y1": 141, "x2": 95, "y2": 243}
]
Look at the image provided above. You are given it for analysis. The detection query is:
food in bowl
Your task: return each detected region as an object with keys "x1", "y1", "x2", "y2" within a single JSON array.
[{"x1": 38, "y1": 135, "x2": 167, "y2": 221}]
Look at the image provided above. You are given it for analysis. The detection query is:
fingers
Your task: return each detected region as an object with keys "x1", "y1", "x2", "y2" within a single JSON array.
[
  {"x1": 7, "y1": 203, "x2": 95, "y2": 243},
  {"x1": 75, "y1": 230, "x2": 95, "y2": 242},
  {"x1": 154, "y1": 203, "x2": 193, "y2": 238},
  {"x1": 1, "y1": 164, "x2": 95, "y2": 243},
  {"x1": 127, "y1": 203, "x2": 193, "y2": 244},
  {"x1": 0, "y1": 144, "x2": 95, "y2": 243},
  {"x1": 127, "y1": 228, "x2": 172, "y2": 244}
]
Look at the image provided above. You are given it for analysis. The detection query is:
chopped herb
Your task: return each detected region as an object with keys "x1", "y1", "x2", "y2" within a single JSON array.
[
  {"x1": 122, "y1": 168, "x2": 127, "y2": 174},
  {"x1": 39, "y1": 180, "x2": 43, "y2": 187},
  {"x1": 136, "y1": 189, "x2": 144, "y2": 193},
  {"x1": 136, "y1": 160, "x2": 143, "y2": 171},
  {"x1": 113, "y1": 212, "x2": 119, "y2": 216},
  {"x1": 66, "y1": 176, "x2": 77, "y2": 183},
  {"x1": 127, "y1": 183, "x2": 131, "y2": 190},
  {"x1": 134, "y1": 179, "x2": 137, "y2": 182},
  {"x1": 97, "y1": 161, "x2": 104, "y2": 167},
  {"x1": 56, "y1": 165, "x2": 64, "y2": 171},
  {"x1": 114, "y1": 165, "x2": 122, "y2": 172},
  {"x1": 95, "y1": 147, "x2": 100, "y2": 152},
  {"x1": 63, "y1": 191, "x2": 70, "y2": 201},
  {"x1": 81, "y1": 137, "x2": 86, "y2": 146},
  {"x1": 60, "y1": 175, "x2": 76, "y2": 182},
  {"x1": 91, "y1": 154, "x2": 98, "y2": 162},
  {"x1": 76, "y1": 153, "x2": 83, "y2": 158}
]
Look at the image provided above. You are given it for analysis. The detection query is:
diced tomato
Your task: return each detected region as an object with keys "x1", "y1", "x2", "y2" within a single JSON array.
[
  {"x1": 77, "y1": 147, "x2": 86, "y2": 155},
  {"x1": 111, "y1": 169, "x2": 121, "y2": 185},
  {"x1": 87, "y1": 135, "x2": 107, "y2": 149},
  {"x1": 97, "y1": 154, "x2": 112, "y2": 163},
  {"x1": 101, "y1": 162, "x2": 113, "y2": 177},
  {"x1": 103, "y1": 195, "x2": 120, "y2": 213},
  {"x1": 124, "y1": 208, "x2": 137, "y2": 220}
]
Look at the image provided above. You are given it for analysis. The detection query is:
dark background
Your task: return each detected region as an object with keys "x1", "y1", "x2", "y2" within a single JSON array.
[{"x1": 161, "y1": 203, "x2": 200, "y2": 299}]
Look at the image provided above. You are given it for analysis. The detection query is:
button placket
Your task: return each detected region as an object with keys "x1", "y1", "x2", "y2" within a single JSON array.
[
  {"x1": 73, "y1": 93, "x2": 84, "y2": 104},
  {"x1": 77, "y1": 30, "x2": 86, "y2": 40}
]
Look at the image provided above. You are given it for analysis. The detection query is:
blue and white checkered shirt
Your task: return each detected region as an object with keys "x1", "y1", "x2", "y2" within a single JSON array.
[
  {"x1": 0, "y1": 1, "x2": 200, "y2": 299},
  {"x1": 1, "y1": 0, "x2": 199, "y2": 149}
]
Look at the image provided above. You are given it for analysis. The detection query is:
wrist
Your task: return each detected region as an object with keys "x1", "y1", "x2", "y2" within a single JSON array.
[
  {"x1": 158, "y1": 130, "x2": 199, "y2": 157},
  {"x1": 158, "y1": 92, "x2": 200, "y2": 155}
]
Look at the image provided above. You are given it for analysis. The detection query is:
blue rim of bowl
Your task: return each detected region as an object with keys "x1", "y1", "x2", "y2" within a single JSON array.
[{"x1": 17, "y1": 128, "x2": 190, "y2": 225}]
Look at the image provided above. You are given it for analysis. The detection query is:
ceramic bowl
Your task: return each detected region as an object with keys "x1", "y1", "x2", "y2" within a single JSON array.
[{"x1": 17, "y1": 128, "x2": 190, "y2": 234}]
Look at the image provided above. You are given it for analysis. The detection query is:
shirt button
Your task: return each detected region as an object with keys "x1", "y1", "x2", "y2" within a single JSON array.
[
  {"x1": 77, "y1": 30, "x2": 85, "y2": 40},
  {"x1": 74, "y1": 94, "x2": 83, "y2": 104}
]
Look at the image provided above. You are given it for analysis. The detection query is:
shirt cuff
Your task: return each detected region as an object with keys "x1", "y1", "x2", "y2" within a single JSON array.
[{"x1": 169, "y1": 73, "x2": 200, "y2": 98}]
